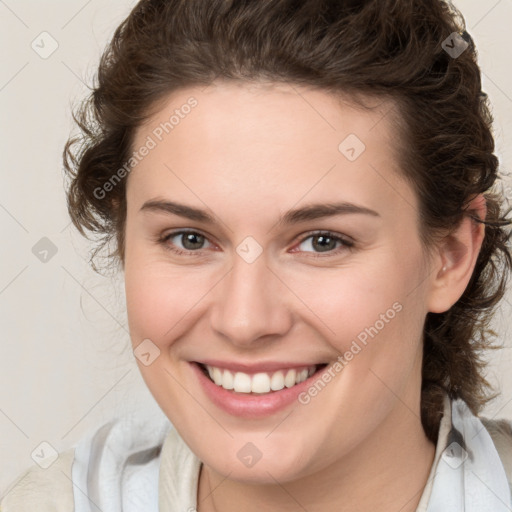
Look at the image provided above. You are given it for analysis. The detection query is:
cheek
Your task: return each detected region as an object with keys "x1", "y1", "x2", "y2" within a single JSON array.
[
  {"x1": 124, "y1": 225, "x2": 193, "y2": 341},
  {"x1": 287, "y1": 250, "x2": 428, "y2": 396},
  {"x1": 125, "y1": 270, "x2": 180, "y2": 345},
  {"x1": 124, "y1": 252, "x2": 217, "y2": 350},
  {"x1": 284, "y1": 255, "x2": 422, "y2": 340}
]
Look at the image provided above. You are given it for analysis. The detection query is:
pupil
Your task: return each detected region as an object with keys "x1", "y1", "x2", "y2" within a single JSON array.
[
  {"x1": 313, "y1": 235, "x2": 335, "y2": 252},
  {"x1": 183, "y1": 233, "x2": 204, "y2": 250}
]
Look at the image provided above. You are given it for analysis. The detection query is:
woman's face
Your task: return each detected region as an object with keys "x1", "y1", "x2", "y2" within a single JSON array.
[{"x1": 124, "y1": 81, "x2": 436, "y2": 482}]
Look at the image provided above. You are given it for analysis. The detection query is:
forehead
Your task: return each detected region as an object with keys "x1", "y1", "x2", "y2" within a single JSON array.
[
  {"x1": 134, "y1": 80, "x2": 398, "y2": 153},
  {"x1": 127, "y1": 81, "x2": 413, "y2": 224}
]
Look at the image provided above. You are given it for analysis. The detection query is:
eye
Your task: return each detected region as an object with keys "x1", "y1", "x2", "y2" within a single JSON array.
[
  {"x1": 157, "y1": 229, "x2": 353, "y2": 258},
  {"x1": 293, "y1": 231, "x2": 354, "y2": 257},
  {"x1": 159, "y1": 230, "x2": 213, "y2": 256}
]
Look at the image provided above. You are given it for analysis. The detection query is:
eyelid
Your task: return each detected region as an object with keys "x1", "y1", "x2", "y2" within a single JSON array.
[
  {"x1": 290, "y1": 230, "x2": 354, "y2": 256},
  {"x1": 295, "y1": 229, "x2": 354, "y2": 246},
  {"x1": 159, "y1": 228, "x2": 216, "y2": 252}
]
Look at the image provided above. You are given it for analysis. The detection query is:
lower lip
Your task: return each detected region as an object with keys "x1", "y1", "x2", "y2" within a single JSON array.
[{"x1": 190, "y1": 362, "x2": 327, "y2": 418}]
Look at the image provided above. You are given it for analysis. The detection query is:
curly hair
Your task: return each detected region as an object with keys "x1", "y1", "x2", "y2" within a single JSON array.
[{"x1": 63, "y1": 0, "x2": 511, "y2": 442}]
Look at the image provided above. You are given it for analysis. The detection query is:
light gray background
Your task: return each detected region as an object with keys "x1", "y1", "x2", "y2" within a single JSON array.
[{"x1": 1, "y1": 0, "x2": 511, "y2": 492}]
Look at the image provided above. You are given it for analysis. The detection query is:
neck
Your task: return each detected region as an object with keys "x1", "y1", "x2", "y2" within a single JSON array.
[{"x1": 197, "y1": 402, "x2": 436, "y2": 512}]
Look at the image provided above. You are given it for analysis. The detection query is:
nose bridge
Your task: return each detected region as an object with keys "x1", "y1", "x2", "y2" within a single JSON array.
[{"x1": 209, "y1": 247, "x2": 292, "y2": 345}]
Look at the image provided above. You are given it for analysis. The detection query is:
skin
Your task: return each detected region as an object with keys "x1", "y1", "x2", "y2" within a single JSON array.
[{"x1": 123, "y1": 80, "x2": 485, "y2": 512}]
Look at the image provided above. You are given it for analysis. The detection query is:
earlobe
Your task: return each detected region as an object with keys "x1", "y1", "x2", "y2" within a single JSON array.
[{"x1": 427, "y1": 194, "x2": 487, "y2": 314}]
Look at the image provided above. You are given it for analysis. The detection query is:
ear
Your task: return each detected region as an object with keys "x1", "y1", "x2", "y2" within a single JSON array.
[{"x1": 427, "y1": 194, "x2": 487, "y2": 314}]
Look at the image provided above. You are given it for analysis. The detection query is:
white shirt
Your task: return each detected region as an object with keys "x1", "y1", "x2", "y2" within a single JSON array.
[
  {"x1": 68, "y1": 393, "x2": 512, "y2": 512},
  {"x1": 2, "y1": 394, "x2": 511, "y2": 511}
]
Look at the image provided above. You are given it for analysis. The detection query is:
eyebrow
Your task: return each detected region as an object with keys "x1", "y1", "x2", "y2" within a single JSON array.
[{"x1": 139, "y1": 199, "x2": 380, "y2": 226}]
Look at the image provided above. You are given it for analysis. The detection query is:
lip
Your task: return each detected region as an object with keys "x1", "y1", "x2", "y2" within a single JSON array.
[
  {"x1": 190, "y1": 361, "x2": 330, "y2": 418},
  {"x1": 196, "y1": 359, "x2": 323, "y2": 374}
]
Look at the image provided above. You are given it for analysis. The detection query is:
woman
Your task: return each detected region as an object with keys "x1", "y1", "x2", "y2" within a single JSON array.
[{"x1": 2, "y1": 0, "x2": 511, "y2": 510}]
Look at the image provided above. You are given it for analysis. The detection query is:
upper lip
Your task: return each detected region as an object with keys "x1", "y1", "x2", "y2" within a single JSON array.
[{"x1": 194, "y1": 359, "x2": 328, "y2": 374}]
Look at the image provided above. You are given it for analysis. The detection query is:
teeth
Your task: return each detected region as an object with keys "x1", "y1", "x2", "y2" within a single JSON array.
[
  {"x1": 270, "y1": 371, "x2": 285, "y2": 391},
  {"x1": 222, "y1": 369, "x2": 234, "y2": 390},
  {"x1": 233, "y1": 372, "x2": 252, "y2": 392},
  {"x1": 212, "y1": 367, "x2": 223, "y2": 386},
  {"x1": 284, "y1": 369, "x2": 297, "y2": 388},
  {"x1": 252, "y1": 373, "x2": 271, "y2": 393},
  {"x1": 205, "y1": 364, "x2": 318, "y2": 394}
]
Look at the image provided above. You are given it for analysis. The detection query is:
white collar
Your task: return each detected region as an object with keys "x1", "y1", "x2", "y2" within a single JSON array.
[
  {"x1": 72, "y1": 395, "x2": 511, "y2": 511},
  {"x1": 157, "y1": 395, "x2": 512, "y2": 511},
  {"x1": 425, "y1": 396, "x2": 511, "y2": 511}
]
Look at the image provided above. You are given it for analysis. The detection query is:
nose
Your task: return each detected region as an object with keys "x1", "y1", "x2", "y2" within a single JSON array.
[{"x1": 209, "y1": 250, "x2": 293, "y2": 348}]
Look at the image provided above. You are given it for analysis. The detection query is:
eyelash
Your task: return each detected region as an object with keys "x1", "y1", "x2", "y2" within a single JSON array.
[{"x1": 157, "y1": 229, "x2": 354, "y2": 258}]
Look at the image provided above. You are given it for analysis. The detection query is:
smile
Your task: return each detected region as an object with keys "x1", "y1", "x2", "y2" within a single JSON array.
[
  {"x1": 201, "y1": 364, "x2": 321, "y2": 394},
  {"x1": 190, "y1": 361, "x2": 332, "y2": 418}
]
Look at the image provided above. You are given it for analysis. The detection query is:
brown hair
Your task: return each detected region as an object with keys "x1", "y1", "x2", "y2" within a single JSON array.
[{"x1": 63, "y1": 0, "x2": 511, "y2": 442}]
